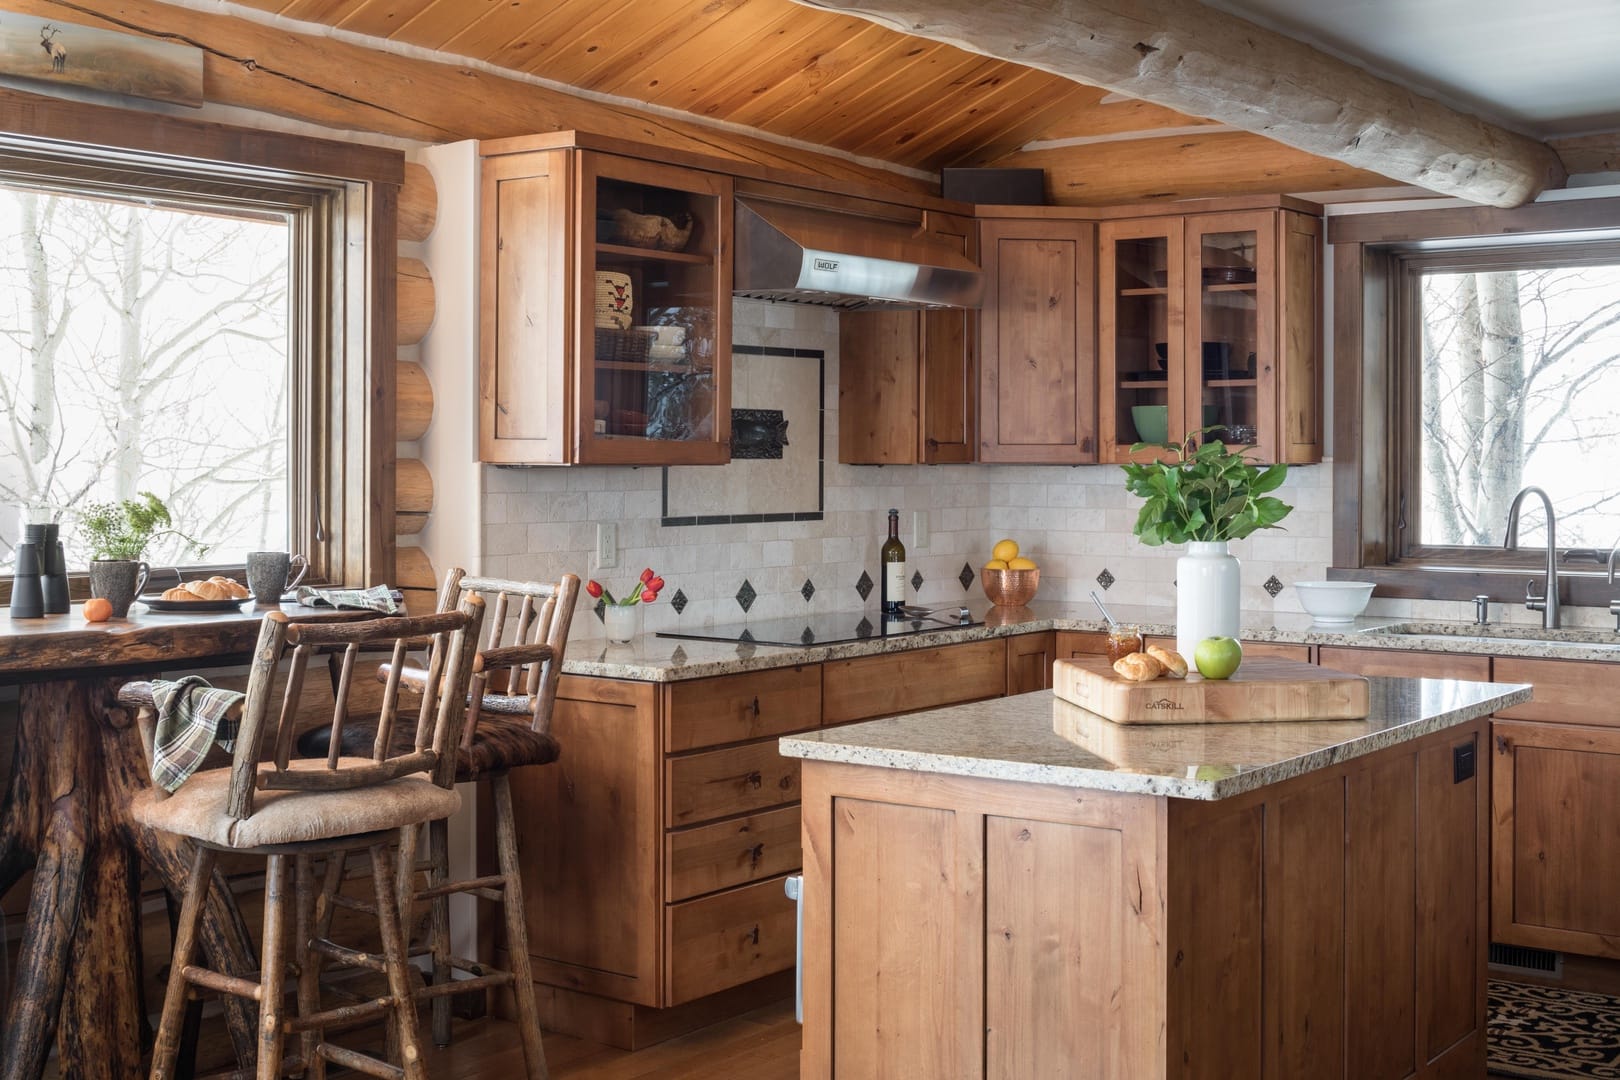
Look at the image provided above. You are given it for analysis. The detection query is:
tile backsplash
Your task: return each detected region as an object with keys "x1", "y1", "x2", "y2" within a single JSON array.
[{"x1": 481, "y1": 299, "x2": 1613, "y2": 640}]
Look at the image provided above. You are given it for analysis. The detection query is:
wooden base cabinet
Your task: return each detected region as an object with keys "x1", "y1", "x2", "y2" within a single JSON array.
[
  {"x1": 799, "y1": 719, "x2": 1487, "y2": 1079},
  {"x1": 503, "y1": 636, "x2": 1031, "y2": 1049}
]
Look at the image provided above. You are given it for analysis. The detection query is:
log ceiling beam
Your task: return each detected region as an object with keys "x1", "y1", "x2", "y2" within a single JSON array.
[{"x1": 794, "y1": 0, "x2": 1568, "y2": 207}]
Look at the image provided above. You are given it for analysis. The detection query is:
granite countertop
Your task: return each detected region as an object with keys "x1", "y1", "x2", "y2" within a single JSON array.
[
  {"x1": 779, "y1": 677, "x2": 1530, "y2": 800},
  {"x1": 562, "y1": 600, "x2": 1620, "y2": 681}
]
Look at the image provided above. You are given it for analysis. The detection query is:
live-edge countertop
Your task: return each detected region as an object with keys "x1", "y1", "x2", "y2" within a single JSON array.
[
  {"x1": 779, "y1": 676, "x2": 1529, "y2": 800},
  {"x1": 561, "y1": 599, "x2": 1620, "y2": 681}
]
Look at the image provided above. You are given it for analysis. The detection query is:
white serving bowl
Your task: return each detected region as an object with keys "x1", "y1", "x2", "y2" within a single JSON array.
[{"x1": 1293, "y1": 581, "x2": 1375, "y2": 623}]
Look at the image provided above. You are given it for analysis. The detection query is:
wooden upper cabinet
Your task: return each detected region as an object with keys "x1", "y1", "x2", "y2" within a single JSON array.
[
  {"x1": 1099, "y1": 208, "x2": 1321, "y2": 465},
  {"x1": 839, "y1": 212, "x2": 977, "y2": 465},
  {"x1": 480, "y1": 142, "x2": 733, "y2": 465},
  {"x1": 977, "y1": 218, "x2": 1097, "y2": 463}
]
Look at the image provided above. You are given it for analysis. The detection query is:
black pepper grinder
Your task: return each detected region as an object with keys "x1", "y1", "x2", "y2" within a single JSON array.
[
  {"x1": 10, "y1": 527, "x2": 45, "y2": 619},
  {"x1": 39, "y1": 522, "x2": 68, "y2": 614}
]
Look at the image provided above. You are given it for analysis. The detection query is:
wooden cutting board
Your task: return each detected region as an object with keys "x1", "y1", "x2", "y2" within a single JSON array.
[{"x1": 1053, "y1": 655, "x2": 1370, "y2": 725}]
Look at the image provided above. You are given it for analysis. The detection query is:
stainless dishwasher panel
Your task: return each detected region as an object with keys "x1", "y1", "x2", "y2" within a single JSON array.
[{"x1": 784, "y1": 873, "x2": 804, "y2": 1024}]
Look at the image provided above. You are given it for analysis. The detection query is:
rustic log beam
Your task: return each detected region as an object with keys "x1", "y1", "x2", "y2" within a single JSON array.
[
  {"x1": 794, "y1": 0, "x2": 1567, "y2": 207},
  {"x1": 1550, "y1": 133, "x2": 1620, "y2": 176}
]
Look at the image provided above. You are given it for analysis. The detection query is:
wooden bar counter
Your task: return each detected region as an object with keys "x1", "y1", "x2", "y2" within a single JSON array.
[
  {"x1": 0, "y1": 602, "x2": 361, "y2": 1080},
  {"x1": 780, "y1": 676, "x2": 1532, "y2": 1080}
]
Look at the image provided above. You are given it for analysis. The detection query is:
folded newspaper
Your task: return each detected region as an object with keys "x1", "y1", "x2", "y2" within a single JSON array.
[{"x1": 294, "y1": 584, "x2": 404, "y2": 614}]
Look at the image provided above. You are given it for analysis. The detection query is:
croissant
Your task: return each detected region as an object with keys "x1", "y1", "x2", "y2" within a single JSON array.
[
  {"x1": 1145, "y1": 645, "x2": 1188, "y2": 679},
  {"x1": 208, "y1": 576, "x2": 250, "y2": 599},
  {"x1": 1112, "y1": 651, "x2": 1164, "y2": 682},
  {"x1": 161, "y1": 585, "x2": 196, "y2": 601},
  {"x1": 183, "y1": 579, "x2": 232, "y2": 601}
]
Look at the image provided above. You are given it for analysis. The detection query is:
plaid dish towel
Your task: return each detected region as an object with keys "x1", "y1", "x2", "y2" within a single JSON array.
[
  {"x1": 294, "y1": 584, "x2": 403, "y2": 614},
  {"x1": 150, "y1": 675, "x2": 246, "y2": 793}
]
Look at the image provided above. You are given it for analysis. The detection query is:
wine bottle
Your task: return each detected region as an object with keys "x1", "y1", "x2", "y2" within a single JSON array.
[{"x1": 880, "y1": 508, "x2": 906, "y2": 615}]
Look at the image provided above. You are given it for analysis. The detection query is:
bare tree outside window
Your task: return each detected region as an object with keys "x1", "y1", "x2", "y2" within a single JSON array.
[
  {"x1": 0, "y1": 185, "x2": 290, "y2": 572},
  {"x1": 1418, "y1": 263, "x2": 1620, "y2": 551}
]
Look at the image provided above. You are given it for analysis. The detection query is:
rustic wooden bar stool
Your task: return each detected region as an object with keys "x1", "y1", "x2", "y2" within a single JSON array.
[
  {"x1": 120, "y1": 600, "x2": 484, "y2": 1080},
  {"x1": 307, "y1": 569, "x2": 579, "y2": 1078}
]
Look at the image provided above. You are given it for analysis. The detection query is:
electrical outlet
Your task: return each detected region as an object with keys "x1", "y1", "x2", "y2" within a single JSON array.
[
  {"x1": 912, "y1": 510, "x2": 929, "y2": 551},
  {"x1": 596, "y1": 522, "x2": 618, "y2": 570}
]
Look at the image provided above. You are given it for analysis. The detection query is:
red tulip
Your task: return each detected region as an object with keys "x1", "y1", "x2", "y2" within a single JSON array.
[
  {"x1": 585, "y1": 580, "x2": 603, "y2": 599},
  {"x1": 640, "y1": 567, "x2": 655, "y2": 584},
  {"x1": 641, "y1": 590, "x2": 659, "y2": 604},
  {"x1": 648, "y1": 576, "x2": 665, "y2": 592}
]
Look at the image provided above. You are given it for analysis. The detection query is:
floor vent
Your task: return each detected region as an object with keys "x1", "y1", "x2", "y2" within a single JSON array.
[{"x1": 1489, "y1": 943, "x2": 1563, "y2": 977}]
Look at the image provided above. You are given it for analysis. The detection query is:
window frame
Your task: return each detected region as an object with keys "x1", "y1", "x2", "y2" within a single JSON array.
[
  {"x1": 1329, "y1": 198, "x2": 1620, "y2": 607},
  {"x1": 0, "y1": 88, "x2": 400, "y2": 604}
]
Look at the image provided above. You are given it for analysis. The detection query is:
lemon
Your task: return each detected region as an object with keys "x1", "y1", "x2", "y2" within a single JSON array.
[
  {"x1": 1008, "y1": 556, "x2": 1038, "y2": 570},
  {"x1": 984, "y1": 558, "x2": 1009, "y2": 571},
  {"x1": 992, "y1": 538, "x2": 1020, "y2": 562}
]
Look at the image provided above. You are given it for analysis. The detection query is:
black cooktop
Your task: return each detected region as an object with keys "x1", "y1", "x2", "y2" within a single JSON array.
[{"x1": 657, "y1": 608, "x2": 981, "y2": 648}]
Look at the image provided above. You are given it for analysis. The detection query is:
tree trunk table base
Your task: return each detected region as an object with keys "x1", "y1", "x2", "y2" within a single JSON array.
[{"x1": 0, "y1": 677, "x2": 258, "y2": 1079}]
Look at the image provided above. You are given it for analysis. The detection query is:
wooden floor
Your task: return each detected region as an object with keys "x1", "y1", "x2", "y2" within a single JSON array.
[{"x1": 421, "y1": 1002, "x2": 801, "y2": 1079}]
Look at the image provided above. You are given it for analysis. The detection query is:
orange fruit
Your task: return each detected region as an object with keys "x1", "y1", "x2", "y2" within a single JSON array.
[{"x1": 83, "y1": 597, "x2": 114, "y2": 622}]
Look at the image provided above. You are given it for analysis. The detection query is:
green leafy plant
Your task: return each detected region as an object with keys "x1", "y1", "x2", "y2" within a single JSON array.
[
  {"x1": 78, "y1": 492, "x2": 208, "y2": 562},
  {"x1": 1121, "y1": 430, "x2": 1293, "y2": 545}
]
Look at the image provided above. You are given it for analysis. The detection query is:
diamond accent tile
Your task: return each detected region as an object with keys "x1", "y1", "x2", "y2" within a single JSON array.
[
  {"x1": 735, "y1": 579, "x2": 757, "y2": 613},
  {"x1": 1096, "y1": 568, "x2": 1115, "y2": 590},
  {"x1": 801, "y1": 579, "x2": 816, "y2": 602},
  {"x1": 959, "y1": 562, "x2": 976, "y2": 590},
  {"x1": 670, "y1": 589, "x2": 688, "y2": 615},
  {"x1": 670, "y1": 645, "x2": 688, "y2": 665},
  {"x1": 855, "y1": 616, "x2": 874, "y2": 637},
  {"x1": 910, "y1": 569, "x2": 924, "y2": 593},
  {"x1": 1263, "y1": 574, "x2": 1285, "y2": 598},
  {"x1": 593, "y1": 598, "x2": 606, "y2": 622},
  {"x1": 855, "y1": 570, "x2": 874, "y2": 601},
  {"x1": 739, "y1": 628, "x2": 756, "y2": 644},
  {"x1": 800, "y1": 626, "x2": 817, "y2": 646}
]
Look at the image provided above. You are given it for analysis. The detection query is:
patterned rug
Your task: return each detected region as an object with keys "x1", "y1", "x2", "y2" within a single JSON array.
[{"x1": 1490, "y1": 980, "x2": 1620, "y2": 1079}]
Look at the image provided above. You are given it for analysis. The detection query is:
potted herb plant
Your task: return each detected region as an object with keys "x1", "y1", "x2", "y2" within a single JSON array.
[
  {"x1": 1121, "y1": 431, "x2": 1293, "y2": 661},
  {"x1": 79, "y1": 492, "x2": 207, "y2": 617}
]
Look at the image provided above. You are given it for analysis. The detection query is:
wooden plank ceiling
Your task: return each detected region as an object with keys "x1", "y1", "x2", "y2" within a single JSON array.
[{"x1": 230, "y1": 0, "x2": 1393, "y2": 203}]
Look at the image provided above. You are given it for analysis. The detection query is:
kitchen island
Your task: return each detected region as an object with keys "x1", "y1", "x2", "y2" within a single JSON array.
[{"x1": 780, "y1": 675, "x2": 1530, "y2": 1080}]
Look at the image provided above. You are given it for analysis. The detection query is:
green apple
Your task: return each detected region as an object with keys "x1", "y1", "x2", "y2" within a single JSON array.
[{"x1": 1194, "y1": 636, "x2": 1243, "y2": 679}]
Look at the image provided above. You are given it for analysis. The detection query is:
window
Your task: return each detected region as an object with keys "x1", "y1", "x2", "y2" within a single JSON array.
[
  {"x1": 1404, "y1": 249, "x2": 1620, "y2": 555},
  {"x1": 0, "y1": 180, "x2": 293, "y2": 571},
  {"x1": 0, "y1": 95, "x2": 403, "y2": 601},
  {"x1": 1329, "y1": 198, "x2": 1620, "y2": 605}
]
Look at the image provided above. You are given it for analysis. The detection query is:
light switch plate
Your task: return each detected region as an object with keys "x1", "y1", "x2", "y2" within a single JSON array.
[
  {"x1": 595, "y1": 522, "x2": 618, "y2": 570},
  {"x1": 912, "y1": 510, "x2": 929, "y2": 551}
]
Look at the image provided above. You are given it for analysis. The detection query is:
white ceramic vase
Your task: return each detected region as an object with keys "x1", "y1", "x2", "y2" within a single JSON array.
[
  {"x1": 602, "y1": 603, "x2": 639, "y2": 644},
  {"x1": 1176, "y1": 541, "x2": 1241, "y2": 665}
]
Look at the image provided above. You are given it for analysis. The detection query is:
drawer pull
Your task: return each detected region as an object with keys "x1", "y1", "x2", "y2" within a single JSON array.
[
  {"x1": 746, "y1": 770, "x2": 763, "y2": 789},
  {"x1": 750, "y1": 695, "x2": 761, "y2": 717},
  {"x1": 749, "y1": 843, "x2": 765, "y2": 869},
  {"x1": 751, "y1": 923, "x2": 761, "y2": 946}
]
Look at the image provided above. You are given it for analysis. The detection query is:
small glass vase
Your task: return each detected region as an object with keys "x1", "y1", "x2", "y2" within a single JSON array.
[{"x1": 602, "y1": 603, "x2": 639, "y2": 644}]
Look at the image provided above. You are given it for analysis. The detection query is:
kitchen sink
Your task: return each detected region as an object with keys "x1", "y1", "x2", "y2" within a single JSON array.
[{"x1": 1365, "y1": 621, "x2": 1620, "y2": 648}]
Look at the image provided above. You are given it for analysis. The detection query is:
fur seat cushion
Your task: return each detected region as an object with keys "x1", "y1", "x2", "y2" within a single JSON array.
[
  {"x1": 298, "y1": 719, "x2": 560, "y2": 782},
  {"x1": 131, "y1": 757, "x2": 460, "y2": 849}
]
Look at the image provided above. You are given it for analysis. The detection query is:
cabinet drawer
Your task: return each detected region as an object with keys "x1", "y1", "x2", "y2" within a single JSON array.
[
  {"x1": 1494, "y1": 657, "x2": 1620, "y2": 726},
  {"x1": 667, "y1": 740, "x2": 801, "y2": 827},
  {"x1": 822, "y1": 638, "x2": 1006, "y2": 725},
  {"x1": 666, "y1": 665, "x2": 822, "y2": 752},
  {"x1": 1056, "y1": 631, "x2": 1109, "y2": 657},
  {"x1": 666, "y1": 805, "x2": 802, "y2": 902},
  {"x1": 1317, "y1": 646, "x2": 1490, "y2": 682},
  {"x1": 666, "y1": 874, "x2": 798, "y2": 1005}
]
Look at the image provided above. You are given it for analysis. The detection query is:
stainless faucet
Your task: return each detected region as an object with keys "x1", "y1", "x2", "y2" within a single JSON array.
[
  {"x1": 1608, "y1": 540, "x2": 1620, "y2": 632},
  {"x1": 1504, "y1": 486, "x2": 1561, "y2": 630}
]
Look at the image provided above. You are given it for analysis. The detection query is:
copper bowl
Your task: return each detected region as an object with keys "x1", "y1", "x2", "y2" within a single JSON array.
[{"x1": 982, "y1": 567, "x2": 1040, "y2": 607}]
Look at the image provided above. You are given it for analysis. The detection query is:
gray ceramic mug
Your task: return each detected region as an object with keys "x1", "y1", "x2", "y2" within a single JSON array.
[{"x1": 246, "y1": 551, "x2": 309, "y2": 604}]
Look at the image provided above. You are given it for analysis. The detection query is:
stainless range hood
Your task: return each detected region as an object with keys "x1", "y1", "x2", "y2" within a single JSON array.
[{"x1": 733, "y1": 197, "x2": 983, "y2": 311}]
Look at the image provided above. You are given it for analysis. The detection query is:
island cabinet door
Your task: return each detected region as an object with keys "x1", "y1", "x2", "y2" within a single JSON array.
[
  {"x1": 798, "y1": 760, "x2": 1168, "y2": 1080},
  {"x1": 1166, "y1": 718, "x2": 1487, "y2": 1080}
]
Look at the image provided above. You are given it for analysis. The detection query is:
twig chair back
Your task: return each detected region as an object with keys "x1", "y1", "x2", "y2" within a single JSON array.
[{"x1": 452, "y1": 571, "x2": 580, "y2": 744}]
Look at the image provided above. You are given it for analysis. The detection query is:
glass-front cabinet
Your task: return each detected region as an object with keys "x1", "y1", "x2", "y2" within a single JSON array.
[
  {"x1": 1099, "y1": 206, "x2": 1322, "y2": 465},
  {"x1": 480, "y1": 136, "x2": 732, "y2": 466}
]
